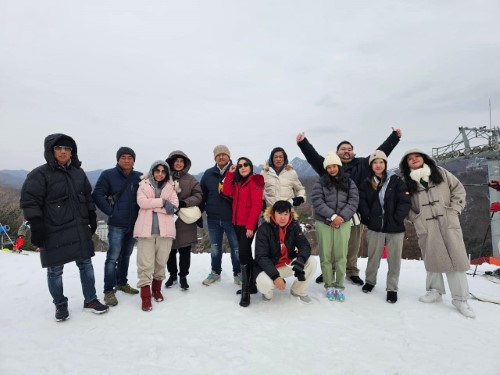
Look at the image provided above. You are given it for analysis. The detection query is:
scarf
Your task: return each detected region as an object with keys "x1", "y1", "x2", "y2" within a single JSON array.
[
  {"x1": 409, "y1": 164, "x2": 431, "y2": 188},
  {"x1": 271, "y1": 216, "x2": 293, "y2": 268}
]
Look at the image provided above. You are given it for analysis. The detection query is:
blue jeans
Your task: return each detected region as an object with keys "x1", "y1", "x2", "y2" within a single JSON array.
[
  {"x1": 47, "y1": 258, "x2": 98, "y2": 305},
  {"x1": 207, "y1": 217, "x2": 240, "y2": 275},
  {"x1": 104, "y1": 225, "x2": 136, "y2": 293}
]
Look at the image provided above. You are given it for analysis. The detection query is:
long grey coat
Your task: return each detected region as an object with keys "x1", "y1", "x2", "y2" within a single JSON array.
[
  {"x1": 407, "y1": 167, "x2": 469, "y2": 272},
  {"x1": 166, "y1": 151, "x2": 203, "y2": 249}
]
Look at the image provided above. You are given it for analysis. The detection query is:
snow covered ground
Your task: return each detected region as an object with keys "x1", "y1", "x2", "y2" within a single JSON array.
[{"x1": 1, "y1": 250, "x2": 499, "y2": 375}]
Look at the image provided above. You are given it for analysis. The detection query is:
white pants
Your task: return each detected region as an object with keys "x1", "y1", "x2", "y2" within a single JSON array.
[
  {"x1": 425, "y1": 271, "x2": 470, "y2": 301},
  {"x1": 256, "y1": 257, "x2": 317, "y2": 299}
]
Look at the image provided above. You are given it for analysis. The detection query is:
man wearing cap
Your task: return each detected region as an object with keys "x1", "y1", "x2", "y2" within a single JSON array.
[
  {"x1": 296, "y1": 128, "x2": 402, "y2": 285},
  {"x1": 20, "y1": 133, "x2": 109, "y2": 321},
  {"x1": 199, "y1": 145, "x2": 241, "y2": 286},
  {"x1": 92, "y1": 147, "x2": 142, "y2": 306}
]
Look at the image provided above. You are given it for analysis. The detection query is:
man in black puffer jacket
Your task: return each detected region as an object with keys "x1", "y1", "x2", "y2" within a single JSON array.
[
  {"x1": 20, "y1": 133, "x2": 109, "y2": 321},
  {"x1": 255, "y1": 200, "x2": 317, "y2": 304}
]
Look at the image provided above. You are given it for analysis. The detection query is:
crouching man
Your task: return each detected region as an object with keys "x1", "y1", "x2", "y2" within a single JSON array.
[{"x1": 255, "y1": 200, "x2": 317, "y2": 304}]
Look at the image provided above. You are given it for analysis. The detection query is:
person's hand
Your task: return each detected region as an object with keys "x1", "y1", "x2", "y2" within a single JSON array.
[
  {"x1": 274, "y1": 277, "x2": 286, "y2": 290},
  {"x1": 163, "y1": 200, "x2": 178, "y2": 215},
  {"x1": 332, "y1": 216, "x2": 344, "y2": 228},
  {"x1": 229, "y1": 164, "x2": 236, "y2": 173},
  {"x1": 88, "y1": 211, "x2": 97, "y2": 235},
  {"x1": 246, "y1": 229, "x2": 254, "y2": 238},
  {"x1": 292, "y1": 197, "x2": 304, "y2": 206},
  {"x1": 296, "y1": 132, "x2": 305, "y2": 143},
  {"x1": 292, "y1": 258, "x2": 306, "y2": 281},
  {"x1": 29, "y1": 218, "x2": 44, "y2": 247},
  {"x1": 392, "y1": 127, "x2": 402, "y2": 138}
]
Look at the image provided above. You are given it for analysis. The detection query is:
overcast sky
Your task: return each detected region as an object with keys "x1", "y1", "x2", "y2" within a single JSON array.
[{"x1": 1, "y1": 0, "x2": 499, "y2": 174}]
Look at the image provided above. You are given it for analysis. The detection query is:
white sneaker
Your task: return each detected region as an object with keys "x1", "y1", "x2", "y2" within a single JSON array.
[
  {"x1": 418, "y1": 289, "x2": 442, "y2": 303},
  {"x1": 452, "y1": 300, "x2": 476, "y2": 318}
]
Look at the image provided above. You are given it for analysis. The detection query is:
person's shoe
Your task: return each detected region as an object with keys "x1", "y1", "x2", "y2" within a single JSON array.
[
  {"x1": 140, "y1": 286, "x2": 152, "y2": 312},
  {"x1": 55, "y1": 303, "x2": 69, "y2": 322},
  {"x1": 362, "y1": 283, "x2": 374, "y2": 293},
  {"x1": 104, "y1": 291, "x2": 118, "y2": 306},
  {"x1": 83, "y1": 299, "x2": 109, "y2": 314},
  {"x1": 452, "y1": 300, "x2": 476, "y2": 318},
  {"x1": 349, "y1": 275, "x2": 364, "y2": 286},
  {"x1": 419, "y1": 289, "x2": 442, "y2": 303},
  {"x1": 152, "y1": 279, "x2": 164, "y2": 302},
  {"x1": 233, "y1": 273, "x2": 242, "y2": 286},
  {"x1": 387, "y1": 291, "x2": 398, "y2": 304},
  {"x1": 326, "y1": 287, "x2": 335, "y2": 301},
  {"x1": 262, "y1": 293, "x2": 272, "y2": 302},
  {"x1": 315, "y1": 274, "x2": 324, "y2": 284},
  {"x1": 291, "y1": 290, "x2": 312, "y2": 304},
  {"x1": 202, "y1": 271, "x2": 221, "y2": 286},
  {"x1": 117, "y1": 283, "x2": 139, "y2": 295},
  {"x1": 180, "y1": 277, "x2": 189, "y2": 290},
  {"x1": 164, "y1": 274, "x2": 178, "y2": 288},
  {"x1": 334, "y1": 288, "x2": 345, "y2": 302}
]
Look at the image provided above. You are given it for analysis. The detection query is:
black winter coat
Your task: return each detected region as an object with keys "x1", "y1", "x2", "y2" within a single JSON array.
[
  {"x1": 20, "y1": 134, "x2": 96, "y2": 268},
  {"x1": 254, "y1": 208, "x2": 311, "y2": 281},
  {"x1": 357, "y1": 174, "x2": 411, "y2": 233},
  {"x1": 298, "y1": 131, "x2": 400, "y2": 186}
]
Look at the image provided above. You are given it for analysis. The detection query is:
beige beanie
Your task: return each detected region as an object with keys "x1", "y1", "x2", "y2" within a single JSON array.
[
  {"x1": 368, "y1": 150, "x2": 388, "y2": 165},
  {"x1": 213, "y1": 145, "x2": 231, "y2": 159},
  {"x1": 323, "y1": 152, "x2": 342, "y2": 169}
]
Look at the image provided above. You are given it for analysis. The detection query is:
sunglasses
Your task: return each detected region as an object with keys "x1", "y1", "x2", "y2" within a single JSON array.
[
  {"x1": 237, "y1": 162, "x2": 250, "y2": 169},
  {"x1": 153, "y1": 168, "x2": 167, "y2": 175},
  {"x1": 54, "y1": 146, "x2": 72, "y2": 152}
]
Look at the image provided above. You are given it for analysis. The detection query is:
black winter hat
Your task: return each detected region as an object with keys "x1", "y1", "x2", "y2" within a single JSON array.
[{"x1": 116, "y1": 147, "x2": 136, "y2": 161}]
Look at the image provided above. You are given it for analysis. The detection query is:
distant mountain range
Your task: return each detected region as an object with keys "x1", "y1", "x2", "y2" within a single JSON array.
[{"x1": 0, "y1": 157, "x2": 317, "y2": 190}]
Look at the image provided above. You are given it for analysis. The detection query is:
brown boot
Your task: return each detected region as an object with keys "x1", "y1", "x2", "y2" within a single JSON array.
[
  {"x1": 152, "y1": 279, "x2": 164, "y2": 302},
  {"x1": 140, "y1": 286, "x2": 152, "y2": 311}
]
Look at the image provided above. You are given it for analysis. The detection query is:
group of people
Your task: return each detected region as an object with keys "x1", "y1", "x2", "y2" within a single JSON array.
[{"x1": 19, "y1": 128, "x2": 476, "y2": 321}]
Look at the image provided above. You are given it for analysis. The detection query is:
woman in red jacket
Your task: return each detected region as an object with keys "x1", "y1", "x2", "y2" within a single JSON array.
[{"x1": 223, "y1": 157, "x2": 264, "y2": 307}]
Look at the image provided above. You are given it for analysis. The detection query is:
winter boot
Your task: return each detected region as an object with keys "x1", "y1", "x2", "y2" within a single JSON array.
[
  {"x1": 140, "y1": 286, "x2": 152, "y2": 311},
  {"x1": 164, "y1": 274, "x2": 177, "y2": 288},
  {"x1": 55, "y1": 302, "x2": 69, "y2": 322},
  {"x1": 152, "y1": 279, "x2": 164, "y2": 302},
  {"x1": 236, "y1": 262, "x2": 258, "y2": 295},
  {"x1": 239, "y1": 264, "x2": 251, "y2": 307},
  {"x1": 180, "y1": 277, "x2": 189, "y2": 290}
]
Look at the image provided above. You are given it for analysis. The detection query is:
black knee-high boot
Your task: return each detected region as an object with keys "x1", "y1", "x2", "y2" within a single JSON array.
[{"x1": 239, "y1": 264, "x2": 250, "y2": 307}]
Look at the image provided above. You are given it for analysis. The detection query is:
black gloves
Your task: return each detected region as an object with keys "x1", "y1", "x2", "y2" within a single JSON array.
[
  {"x1": 292, "y1": 258, "x2": 306, "y2": 281},
  {"x1": 88, "y1": 211, "x2": 97, "y2": 235},
  {"x1": 178, "y1": 200, "x2": 187, "y2": 208},
  {"x1": 29, "y1": 218, "x2": 44, "y2": 247},
  {"x1": 292, "y1": 197, "x2": 304, "y2": 207},
  {"x1": 163, "y1": 200, "x2": 178, "y2": 215},
  {"x1": 196, "y1": 217, "x2": 204, "y2": 228}
]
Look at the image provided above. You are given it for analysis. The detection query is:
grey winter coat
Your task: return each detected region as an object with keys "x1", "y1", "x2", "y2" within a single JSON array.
[
  {"x1": 407, "y1": 167, "x2": 469, "y2": 272},
  {"x1": 166, "y1": 151, "x2": 203, "y2": 249},
  {"x1": 311, "y1": 174, "x2": 359, "y2": 223}
]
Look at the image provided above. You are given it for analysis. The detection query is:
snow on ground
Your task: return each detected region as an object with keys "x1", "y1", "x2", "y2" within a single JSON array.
[{"x1": 1, "y1": 250, "x2": 499, "y2": 375}]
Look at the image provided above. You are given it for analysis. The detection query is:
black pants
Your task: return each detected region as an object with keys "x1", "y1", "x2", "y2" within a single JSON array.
[
  {"x1": 234, "y1": 225, "x2": 255, "y2": 266},
  {"x1": 166, "y1": 246, "x2": 191, "y2": 277}
]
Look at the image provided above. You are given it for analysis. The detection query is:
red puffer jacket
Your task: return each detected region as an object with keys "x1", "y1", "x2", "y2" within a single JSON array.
[{"x1": 223, "y1": 171, "x2": 264, "y2": 231}]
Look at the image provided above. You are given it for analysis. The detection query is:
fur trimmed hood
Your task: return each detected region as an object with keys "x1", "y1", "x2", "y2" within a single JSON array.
[
  {"x1": 262, "y1": 205, "x2": 298, "y2": 224},
  {"x1": 262, "y1": 162, "x2": 294, "y2": 173}
]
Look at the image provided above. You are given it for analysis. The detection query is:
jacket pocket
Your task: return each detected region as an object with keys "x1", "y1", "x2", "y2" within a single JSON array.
[
  {"x1": 46, "y1": 195, "x2": 74, "y2": 226},
  {"x1": 445, "y1": 207, "x2": 461, "y2": 229}
]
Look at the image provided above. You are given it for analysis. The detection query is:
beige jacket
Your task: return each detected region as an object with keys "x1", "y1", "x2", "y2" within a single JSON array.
[{"x1": 261, "y1": 164, "x2": 306, "y2": 206}]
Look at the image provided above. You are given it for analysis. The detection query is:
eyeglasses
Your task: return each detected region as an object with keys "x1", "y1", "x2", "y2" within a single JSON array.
[
  {"x1": 237, "y1": 162, "x2": 250, "y2": 169},
  {"x1": 54, "y1": 146, "x2": 72, "y2": 152},
  {"x1": 153, "y1": 169, "x2": 167, "y2": 175}
]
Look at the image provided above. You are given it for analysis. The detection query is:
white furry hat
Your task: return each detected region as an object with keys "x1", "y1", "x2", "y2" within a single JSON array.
[{"x1": 323, "y1": 152, "x2": 342, "y2": 169}]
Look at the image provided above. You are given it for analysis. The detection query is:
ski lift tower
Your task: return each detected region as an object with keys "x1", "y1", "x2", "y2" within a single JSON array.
[{"x1": 432, "y1": 126, "x2": 500, "y2": 257}]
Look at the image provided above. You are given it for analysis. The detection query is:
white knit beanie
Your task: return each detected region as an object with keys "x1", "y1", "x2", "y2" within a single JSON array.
[
  {"x1": 368, "y1": 150, "x2": 388, "y2": 165},
  {"x1": 323, "y1": 152, "x2": 342, "y2": 169}
]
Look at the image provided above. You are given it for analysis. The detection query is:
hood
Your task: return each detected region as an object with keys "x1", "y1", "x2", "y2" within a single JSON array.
[
  {"x1": 141, "y1": 160, "x2": 171, "y2": 181},
  {"x1": 43, "y1": 133, "x2": 81, "y2": 168},
  {"x1": 166, "y1": 150, "x2": 192, "y2": 173},
  {"x1": 262, "y1": 205, "x2": 298, "y2": 224}
]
